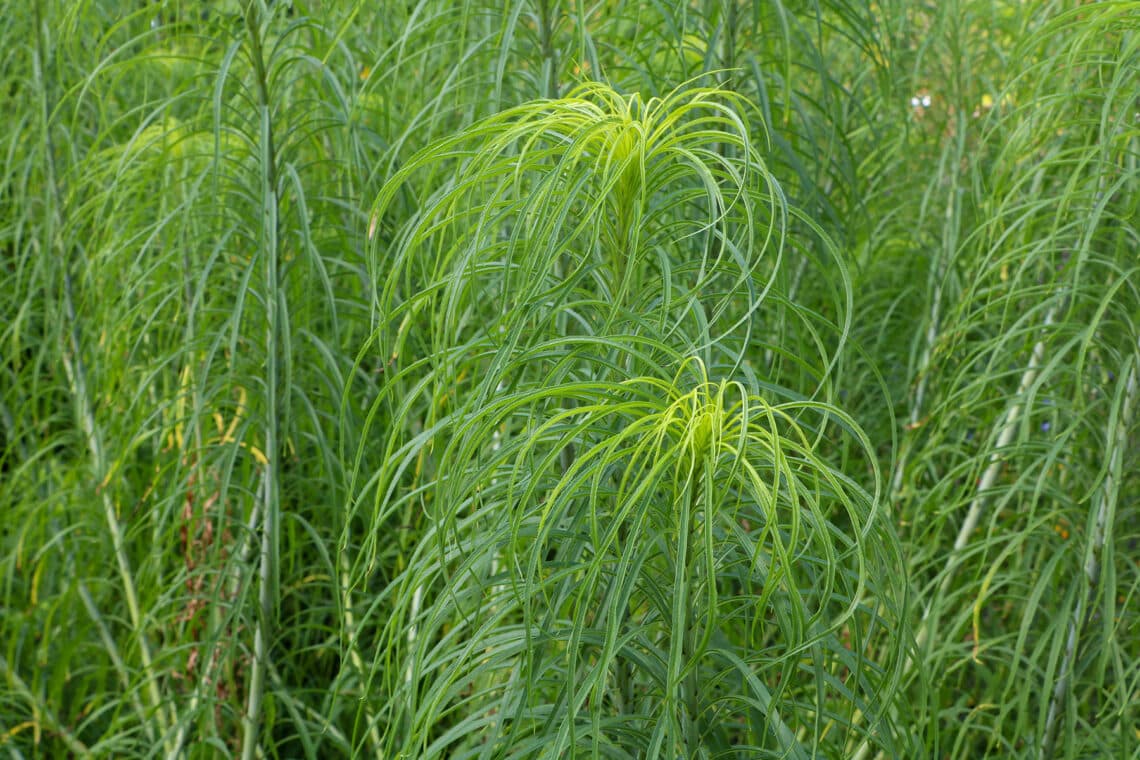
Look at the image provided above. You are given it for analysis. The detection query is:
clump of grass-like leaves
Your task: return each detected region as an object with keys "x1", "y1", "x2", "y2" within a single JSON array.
[{"x1": 358, "y1": 354, "x2": 904, "y2": 758}]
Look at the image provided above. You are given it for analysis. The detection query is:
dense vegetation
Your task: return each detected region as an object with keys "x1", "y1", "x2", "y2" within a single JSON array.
[{"x1": 1, "y1": 1, "x2": 1137, "y2": 757}]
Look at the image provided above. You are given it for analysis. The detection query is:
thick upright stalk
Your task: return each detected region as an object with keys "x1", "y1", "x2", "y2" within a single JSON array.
[
  {"x1": 855, "y1": 295, "x2": 1064, "y2": 760},
  {"x1": 1039, "y1": 342, "x2": 1137, "y2": 759},
  {"x1": 710, "y1": 0, "x2": 737, "y2": 73},
  {"x1": 536, "y1": 0, "x2": 560, "y2": 100},
  {"x1": 32, "y1": 1, "x2": 171, "y2": 746},
  {"x1": 241, "y1": 4, "x2": 283, "y2": 758},
  {"x1": 679, "y1": 467, "x2": 704, "y2": 754},
  {"x1": 927, "y1": 297, "x2": 1061, "y2": 609}
]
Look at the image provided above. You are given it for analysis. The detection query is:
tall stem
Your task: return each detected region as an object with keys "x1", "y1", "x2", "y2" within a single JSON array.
[
  {"x1": 679, "y1": 465, "x2": 704, "y2": 754},
  {"x1": 854, "y1": 294, "x2": 1064, "y2": 760},
  {"x1": 1040, "y1": 340, "x2": 1137, "y2": 759},
  {"x1": 241, "y1": 3, "x2": 283, "y2": 758},
  {"x1": 536, "y1": 0, "x2": 560, "y2": 100},
  {"x1": 927, "y1": 296, "x2": 1061, "y2": 610},
  {"x1": 32, "y1": 0, "x2": 172, "y2": 746}
]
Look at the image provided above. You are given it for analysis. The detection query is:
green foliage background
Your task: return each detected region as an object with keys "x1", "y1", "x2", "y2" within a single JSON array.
[{"x1": 1, "y1": 0, "x2": 1136, "y2": 757}]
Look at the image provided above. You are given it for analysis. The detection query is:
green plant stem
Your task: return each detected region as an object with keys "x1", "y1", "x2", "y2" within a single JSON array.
[
  {"x1": 536, "y1": 0, "x2": 560, "y2": 99},
  {"x1": 680, "y1": 466, "x2": 704, "y2": 755},
  {"x1": 31, "y1": 0, "x2": 171, "y2": 745},
  {"x1": 1039, "y1": 341, "x2": 1137, "y2": 759},
  {"x1": 890, "y1": 110, "x2": 967, "y2": 500},
  {"x1": 338, "y1": 552, "x2": 383, "y2": 756},
  {"x1": 856, "y1": 295, "x2": 1064, "y2": 760},
  {"x1": 241, "y1": 4, "x2": 283, "y2": 758},
  {"x1": 614, "y1": 517, "x2": 635, "y2": 717},
  {"x1": 928, "y1": 295, "x2": 1061, "y2": 611},
  {"x1": 60, "y1": 280, "x2": 176, "y2": 745},
  {"x1": 76, "y1": 580, "x2": 155, "y2": 745}
]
